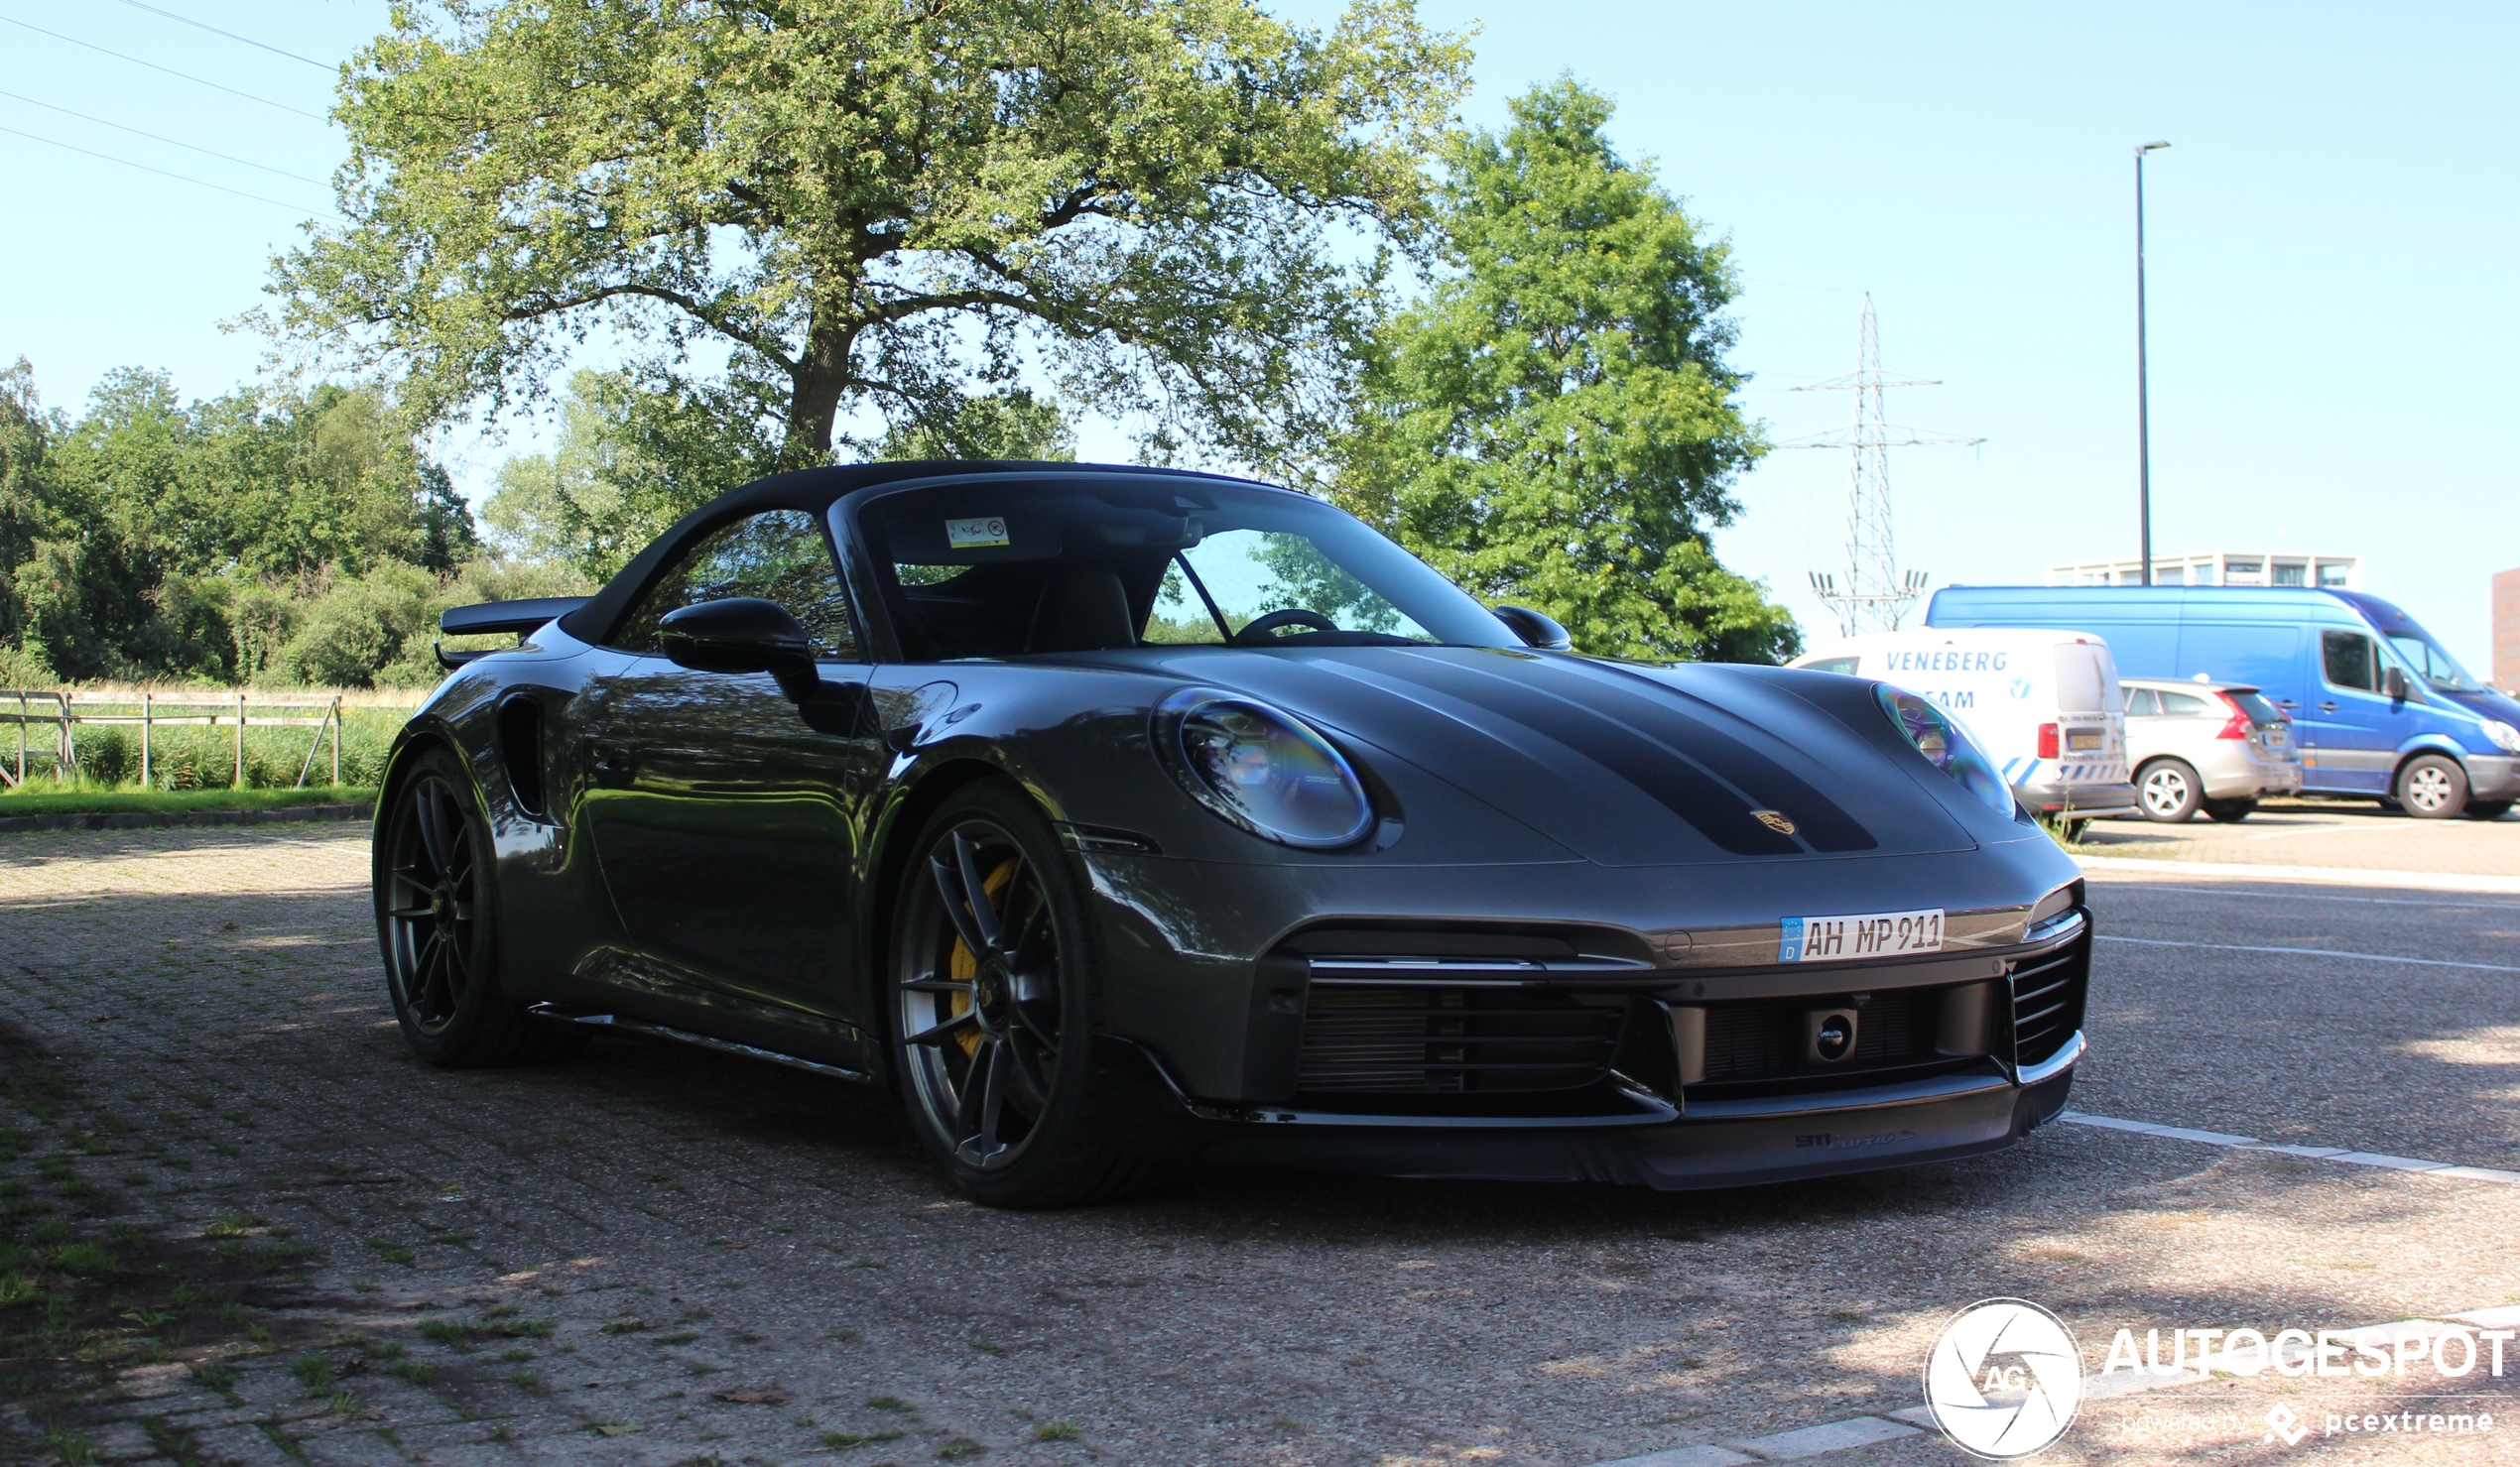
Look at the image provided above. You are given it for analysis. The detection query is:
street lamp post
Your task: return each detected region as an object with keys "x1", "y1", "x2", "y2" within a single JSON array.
[{"x1": 2135, "y1": 140, "x2": 2170, "y2": 587}]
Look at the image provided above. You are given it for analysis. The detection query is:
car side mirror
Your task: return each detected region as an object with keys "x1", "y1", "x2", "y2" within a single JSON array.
[
  {"x1": 659, "y1": 598, "x2": 876, "y2": 736},
  {"x1": 2382, "y1": 667, "x2": 2408, "y2": 701},
  {"x1": 1493, "y1": 604, "x2": 1573, "y2": 652},
  {"x1": 661, "y1": 598, "x2": 819, "y2": 699}
]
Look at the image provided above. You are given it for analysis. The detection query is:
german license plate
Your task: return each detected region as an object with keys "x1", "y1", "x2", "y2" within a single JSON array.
[
  {"x1": 1780, "y1": 909, "x2": 1946, "y2": 963},
  {"x1": 2065, "y1": 727, "x2": 2104, "y2": 751},
  {"x1": 2262, "y1": 725, "x2": 2289, "y2": 748}
]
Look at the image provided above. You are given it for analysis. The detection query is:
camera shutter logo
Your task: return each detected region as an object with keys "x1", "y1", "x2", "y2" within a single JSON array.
[{"x1": 1923, "y1": 1297, "x2": 2083, "y2": 1458}]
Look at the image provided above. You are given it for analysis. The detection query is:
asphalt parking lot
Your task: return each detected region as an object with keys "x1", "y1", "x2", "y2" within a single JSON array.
[{"x1": 3, "y1": 818, "x2": 2517, "y2": 1466}]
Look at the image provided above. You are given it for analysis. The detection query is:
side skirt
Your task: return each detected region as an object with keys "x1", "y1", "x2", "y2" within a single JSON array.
[{"x1": 527, "y1": 1003, "x2": 875, "y2": 1084}]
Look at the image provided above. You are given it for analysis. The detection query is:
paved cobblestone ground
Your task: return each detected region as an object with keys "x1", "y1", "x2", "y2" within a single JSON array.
[
  {"x1": 2083, "y1": 798, "x2": 2520, "y2": 875},
  {"x1": 2, "y1": 826, "x2": 2516, "y2": 1466}
]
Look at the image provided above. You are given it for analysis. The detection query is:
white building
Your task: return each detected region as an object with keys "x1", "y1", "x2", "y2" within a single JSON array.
[{"x1": 2045, "y1": 551, "x2": 2358, "y2": 590}]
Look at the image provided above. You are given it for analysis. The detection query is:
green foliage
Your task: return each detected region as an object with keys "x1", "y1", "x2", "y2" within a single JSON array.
[
  {"x1": 0, "y1": 360, "x2": 495, "y2": 684},
  {"x1": 266, "y1": 0, "x2": 1470, "y2": 474},
  {"x1": 874, "y1": 389, "x2": 1076, "y2": 464},
  {"x1": 483, "y1": 370, "x2": 778, "y2": 583},
  {"x1": 1331, "y1": 81, "x2": 1799, "y2": 664}
]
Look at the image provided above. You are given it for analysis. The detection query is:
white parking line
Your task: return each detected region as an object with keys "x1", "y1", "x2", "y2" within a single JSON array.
[
  {"x1": 2095, "y1": 933, "x2": 2520, "y2": 973},
  {"x1": 2246, "y1": 822, "x2": 2353, "y2": 840},
  {"x1": 2057, "y1": 1110, "x2": 2520, "y2": 1184}
]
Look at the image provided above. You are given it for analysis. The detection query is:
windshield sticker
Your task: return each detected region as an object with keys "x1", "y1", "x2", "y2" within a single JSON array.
[{"x1": 945, "y1": 516, "x2": 1011, "y2": 549}]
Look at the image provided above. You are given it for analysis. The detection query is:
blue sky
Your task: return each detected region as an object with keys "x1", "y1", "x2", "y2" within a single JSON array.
[{"x1": 3, "y1": 2, "x2": 2514, "y2": 668}]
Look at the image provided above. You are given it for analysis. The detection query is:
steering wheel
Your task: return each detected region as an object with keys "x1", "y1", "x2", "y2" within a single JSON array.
[{"x1": 1230, "y1": 608, "x2": 1338, "y2": 645}]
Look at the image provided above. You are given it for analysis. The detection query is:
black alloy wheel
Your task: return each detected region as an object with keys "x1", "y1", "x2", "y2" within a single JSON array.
[
  {"x1": 374, "y1": 746, "x2": 580, "y2": 1067},
  {"x1": 889, "y1": 783, "x2": 1156, "y2": 1207}
]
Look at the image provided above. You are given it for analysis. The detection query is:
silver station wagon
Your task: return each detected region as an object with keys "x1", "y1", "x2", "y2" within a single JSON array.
[{"x1": 2120, "y1": 678, "x2": 2303, "y2": 822}]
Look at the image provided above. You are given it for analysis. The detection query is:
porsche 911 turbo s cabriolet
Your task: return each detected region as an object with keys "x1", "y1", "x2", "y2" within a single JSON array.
[{"x1": 377, "y1": 460, "x2": 2090, "y2": 1206}]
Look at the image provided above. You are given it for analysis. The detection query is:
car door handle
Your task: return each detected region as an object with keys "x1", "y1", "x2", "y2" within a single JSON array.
[{"x1": 2318, "y1": 701, "x2": 2338, "y2": 713}]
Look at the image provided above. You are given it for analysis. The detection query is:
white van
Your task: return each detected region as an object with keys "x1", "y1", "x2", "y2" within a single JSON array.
[{"x1": 1792, "y1": 628, "x2": 2137, "y2": 824}]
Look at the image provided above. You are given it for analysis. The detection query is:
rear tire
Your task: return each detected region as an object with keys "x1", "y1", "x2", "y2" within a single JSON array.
[
  {"x1": 2396, "y1": 755, "x2": 2469, "y2": 819},
  {"x1": 2202, "y1": 797, "x2": 2258, "y2": 823},
  {"x1": 375, "y1": 746, "x2": 587, "y2": 1067},
  {"x1": 886, "y1": 781, "x2": 1161, "y2": 1208},
  {"x1": 2136, "y1": 760, "x2": 2204, "y2": 822},
  {"x1": 2464, "y1": 800, "x2": 2513, "y2": 821}
]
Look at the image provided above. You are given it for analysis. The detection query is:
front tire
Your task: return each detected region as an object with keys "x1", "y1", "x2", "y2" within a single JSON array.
[
  {"x1": 2137, "y1": 760, "x2": 2204, "y2": 822},
  {"x1": 375, "y1": 746, "x2": 584, "y2": 1067},
  {"x1": 2396, "y1": 755, "x2": 2469, "y2": 818},
  {"x1": 887, "y1": 782, "x2": 1158, "y2": 1208},
  {"x1": 2464, "y1": 799, "x2": 2514, "y2": 821},
  {"x1": 2203, "y1": 797, "x2": 2258, "y2": 823}
]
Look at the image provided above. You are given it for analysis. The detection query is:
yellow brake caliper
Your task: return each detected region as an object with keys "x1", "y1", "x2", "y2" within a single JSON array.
[{"x1": 945, "y1": 859, "x2": 1019, "y2": 1058}]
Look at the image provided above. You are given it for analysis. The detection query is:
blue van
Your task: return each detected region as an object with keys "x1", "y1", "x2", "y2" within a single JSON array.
[{"x1": 1926, "y1": 586, "x2": 2520, "y2": 818}]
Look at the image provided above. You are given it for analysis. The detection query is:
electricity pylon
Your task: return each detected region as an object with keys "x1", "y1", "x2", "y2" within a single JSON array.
[{"x1": 1783, "y1": 294, "x2": 1983, "y2": 637}]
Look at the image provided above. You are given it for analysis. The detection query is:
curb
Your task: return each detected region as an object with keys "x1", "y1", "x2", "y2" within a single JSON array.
[
  {"x1": 0, "y1": 801, "x2": 373, "y2": 834},
  {"x1": 2076, "y1": 854, "x2": 2520, "y2": 895}
]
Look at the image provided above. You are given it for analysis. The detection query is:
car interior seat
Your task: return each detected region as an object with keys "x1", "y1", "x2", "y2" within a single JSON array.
[{"x1": 1025, "y1": 567, "x2": 1137, "y2": 653}]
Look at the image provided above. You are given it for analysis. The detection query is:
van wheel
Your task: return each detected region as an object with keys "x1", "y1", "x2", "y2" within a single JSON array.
[
  {"x1": 2396, "y1": 755, "x2": 2468, "y2": 818},
  {"x1": 2464, "y1": 800, "x2": 2513, "y2": 821},
  {"x1": 2137, "y1": 760, "x2": 2204, "y2": 822},
  {"x1": 2203, "y1": 797, "x2": 2257, "y2": 823}
]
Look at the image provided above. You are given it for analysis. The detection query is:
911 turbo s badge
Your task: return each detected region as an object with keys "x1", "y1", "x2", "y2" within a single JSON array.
[{"x1": 1751, "y1": 809, "x2": 1797, "y2": 835}]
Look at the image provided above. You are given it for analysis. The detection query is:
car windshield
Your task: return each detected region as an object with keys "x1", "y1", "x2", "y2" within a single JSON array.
[
  {"x1": 2384, "y1": 629, "x2": 2484, "y2": 692},
  {"x1": 852, "y1": 479, "x2": 1516, "y2": 661}
]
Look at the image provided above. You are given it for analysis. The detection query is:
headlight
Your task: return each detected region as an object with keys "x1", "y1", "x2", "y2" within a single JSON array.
[
  {"x1": 2484, "y1": 719, "x2": 2520, "y2": 754},
  {"x1": 1876, "y1": 684, "x2": 2016, "y2": 816},
  {"x1": 1155, "y1": 690, "x2": 1376, "y2": 849}
]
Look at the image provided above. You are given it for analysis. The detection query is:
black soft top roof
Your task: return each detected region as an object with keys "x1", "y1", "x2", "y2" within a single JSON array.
[{"x1": 556, "y1": 459, "x2": 1268, "y2": 646}]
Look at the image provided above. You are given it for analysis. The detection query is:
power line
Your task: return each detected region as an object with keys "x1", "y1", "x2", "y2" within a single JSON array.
[
  {"x1": 0, "y1": 124, "x2": 336, "y2": 220},
  {"x1": 112, "y1": 0, "x2": 334, "y2": 70},
  {"x1": 0, "y1": 89, "x2": 330, "y2": 185},
  {"x1": 0, "y1": 15, "x2": 326, "y2": 121}
]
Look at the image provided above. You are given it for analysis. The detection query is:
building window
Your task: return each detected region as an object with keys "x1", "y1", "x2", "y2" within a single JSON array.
[
  {"x1": 2317, "y1": 561, "x2": 2350, "y2": 587},
  {"x1": 2225, "y1": 558, "x2": 2263, "y2": 585},
  {"x1": 2272, "y1": 562, "x2": 2307, "y2": 586}
]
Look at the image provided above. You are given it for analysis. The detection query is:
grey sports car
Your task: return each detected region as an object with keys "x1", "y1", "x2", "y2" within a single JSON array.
[{"x1": 376, "y1": 460, "x2": 2089, "y2": 1206}]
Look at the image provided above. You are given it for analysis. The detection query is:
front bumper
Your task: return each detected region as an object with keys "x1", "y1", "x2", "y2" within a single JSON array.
[
  {"x1": 2466, "y1": 754, "x2": 2520, "y2": 800},
  {"x1": 1083, "y1": 872, "x2": 2094, "y2": 1188},
  {"x1": 1173, "y1": 1049, "x2": 2079, "y2": 1188}
]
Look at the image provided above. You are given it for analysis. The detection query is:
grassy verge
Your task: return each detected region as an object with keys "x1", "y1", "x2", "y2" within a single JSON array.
[{"x1": 0, "y1": 786, "x2": 377, "y2": 817}]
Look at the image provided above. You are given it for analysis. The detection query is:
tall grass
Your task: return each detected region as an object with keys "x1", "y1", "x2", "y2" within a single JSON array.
[{"x1": 0, "y1": 690, "x2": 415, "y2": 795}]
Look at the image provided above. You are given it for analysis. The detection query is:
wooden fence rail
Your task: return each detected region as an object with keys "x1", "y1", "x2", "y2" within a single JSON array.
[{"x1": 0, "y1": 690, "x2": 418, "y2": 791}]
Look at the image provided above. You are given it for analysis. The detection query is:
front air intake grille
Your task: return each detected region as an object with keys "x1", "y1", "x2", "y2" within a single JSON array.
[
  {"x1": 2010, "y1": 933, "x2": 2089, "y2": 1067},
  {"x1": 1295, "y1": 986, "x2": 1623, "y2": 1094},
  {"x1": 1698, "y1": 989, "x2": 1931, "y2": 1084}
]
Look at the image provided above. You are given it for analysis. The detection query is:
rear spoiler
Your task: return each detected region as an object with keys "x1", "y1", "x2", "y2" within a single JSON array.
[{"x1": 436, "y1": 596, "x2": 589, "y2": 670}]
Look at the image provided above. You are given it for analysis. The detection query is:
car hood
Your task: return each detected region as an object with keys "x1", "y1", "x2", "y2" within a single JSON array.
[{"x1": 1115, "y1": 646, "x2": 1979, "y2": 867}]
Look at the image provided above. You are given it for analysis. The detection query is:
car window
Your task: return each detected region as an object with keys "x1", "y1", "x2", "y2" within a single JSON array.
[
  {"x1": 1804, "y1": 657, "x2": 1861, "y2": 676},
  {"x1": 2159, "y1": 690, "x2": 2210, "y2": 716},
  {"x1": 859, "y1": 481, "x2": 1510, "y2": 662},
  {"x1": 608, "y1": 509, "x2": 856, "y2": 659},
  {"x1": 2229, "y1": 689, "x2": 2284, "y2": 724},
  {"x1": 2122, "y1": 687, "x2": 2160, "y2": 716},
  {"x1": 2321, "y1": 630, "x2": 2378, "y2": 693}
]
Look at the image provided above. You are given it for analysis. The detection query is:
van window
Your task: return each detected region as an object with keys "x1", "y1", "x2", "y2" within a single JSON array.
[
  {"x1": 2122, "y1": 687, "x2": 2160, "y2": 716},
  {"x1": 1803, "y1": 657, "x2": 1861, "y2": 675},
  {"x1": 2321, "y1": 630, "x2": 2379, "y2": 693},
  {"x1": 2052, "y1": 646, "x2": 2114, "y2": 713},
  {"x1": 2159, "y1": 690, "x2": 2211, "y2": 716}
]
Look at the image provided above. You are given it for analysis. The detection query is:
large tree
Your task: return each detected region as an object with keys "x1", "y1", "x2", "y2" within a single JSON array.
[
  {"x1": 268, "y1": 0, "x2": 1469, "y2": 472},
  {"x1": 1332, "y1": 80, "x2": 1798, "y2": 664}
]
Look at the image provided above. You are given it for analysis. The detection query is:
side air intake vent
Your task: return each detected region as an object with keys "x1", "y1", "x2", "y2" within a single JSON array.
[{"x1": 496, "y1": 696, "x2": 548, "y2": 820}]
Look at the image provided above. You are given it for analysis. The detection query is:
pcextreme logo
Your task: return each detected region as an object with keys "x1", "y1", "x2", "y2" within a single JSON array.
[{"x1": 1923, "y1": 1298, "x2": 2083, "y2": 1459}]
